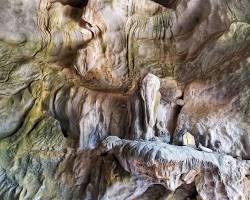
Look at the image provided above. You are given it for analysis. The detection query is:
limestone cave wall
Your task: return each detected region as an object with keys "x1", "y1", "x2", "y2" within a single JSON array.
[{"x1": 0, "y1": 0, "x2": 249, "y2": 199}]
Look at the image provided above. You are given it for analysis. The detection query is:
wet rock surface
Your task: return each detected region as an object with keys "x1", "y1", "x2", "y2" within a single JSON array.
[{"x1": 0, "y1": 0, "x2": 249, "y2": 199}]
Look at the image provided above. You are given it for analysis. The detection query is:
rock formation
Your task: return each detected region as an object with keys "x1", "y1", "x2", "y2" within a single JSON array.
[{"x1": 0, "y1": 0, "x2": 249, "y2": 199}]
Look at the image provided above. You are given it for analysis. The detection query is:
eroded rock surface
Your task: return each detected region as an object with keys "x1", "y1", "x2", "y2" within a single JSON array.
[
  {"x1": 99, "y1": 136, "x2": 250, "y2": 200},
  {"x1": 0, "y1": 0, "x2": 249, "y2": 199}
]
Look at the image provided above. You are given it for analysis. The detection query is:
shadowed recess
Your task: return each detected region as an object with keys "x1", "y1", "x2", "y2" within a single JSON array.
[{"x1": 150, "y1": 0, "x2": 177, "y2": 8}]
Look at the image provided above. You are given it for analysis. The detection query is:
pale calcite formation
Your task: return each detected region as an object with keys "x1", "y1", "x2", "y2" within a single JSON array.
[
  {"x1": 0, "y1": 0, "x2": 249, "y2": 200},
  {"x1": 99, "y1": 136, "x2": 250, "y2": 200}
]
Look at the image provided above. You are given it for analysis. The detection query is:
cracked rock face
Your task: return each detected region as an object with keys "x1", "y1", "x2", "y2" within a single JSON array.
[{"x1": 0, "y1": 0, "x2": 250, "y2": 199}]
